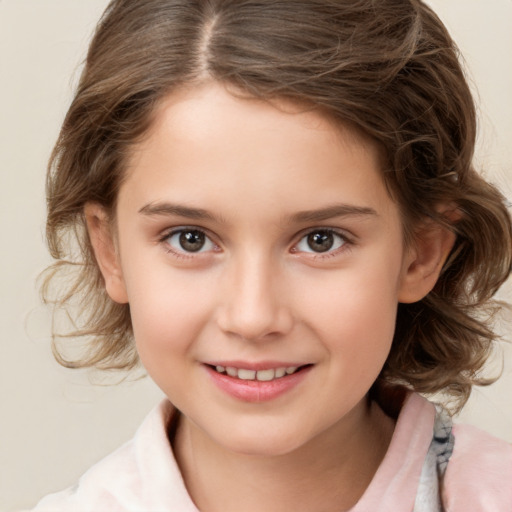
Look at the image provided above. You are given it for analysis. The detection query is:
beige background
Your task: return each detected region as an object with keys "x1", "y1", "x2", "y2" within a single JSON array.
[{"x1": 1, "y1": 1, "x2": 511, "y2": 510}]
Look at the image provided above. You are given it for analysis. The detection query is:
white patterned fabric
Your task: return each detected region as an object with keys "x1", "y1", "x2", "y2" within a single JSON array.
[{"x1": 413, "y1": 405, "x2": 455, "y2": 511}]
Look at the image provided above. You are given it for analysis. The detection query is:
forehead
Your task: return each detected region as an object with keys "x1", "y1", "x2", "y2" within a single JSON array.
[
  {"x1": 130, "y1": 82, "x2": 381, "y2": 161},
  {"x1": 120, "y1": 82, "x2": 397, "y2": 226}
]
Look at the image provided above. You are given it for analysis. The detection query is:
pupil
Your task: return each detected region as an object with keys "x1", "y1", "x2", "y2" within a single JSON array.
[
  {"x1": 179, "y1": 230, "x2": 205, "y2": 252},
  {"x1": 307, "y1": 231, "x2": 333, "y2": 252}
]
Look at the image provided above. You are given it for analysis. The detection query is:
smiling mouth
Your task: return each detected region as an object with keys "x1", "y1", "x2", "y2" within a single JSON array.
[{"x1": 207, "y1": 364, "x2": 311, "y2": 382}]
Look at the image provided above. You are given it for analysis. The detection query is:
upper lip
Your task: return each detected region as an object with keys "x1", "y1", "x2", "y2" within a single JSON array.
[{"x1": 204, "y1": 361, "x2": 309, "y2": 371}]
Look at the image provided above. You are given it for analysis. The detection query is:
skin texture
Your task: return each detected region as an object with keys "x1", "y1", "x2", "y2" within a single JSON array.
[{"x1": 86, "y1": 82, "x2": 454, "y2": 511}]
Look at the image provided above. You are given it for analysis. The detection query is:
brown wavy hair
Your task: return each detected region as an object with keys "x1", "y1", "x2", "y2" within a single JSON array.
[{"x1": 43, "y1": 0, "x2": 512, "y2": 409}]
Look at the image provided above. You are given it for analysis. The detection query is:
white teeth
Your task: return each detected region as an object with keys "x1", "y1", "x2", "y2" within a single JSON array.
[
  {"x1": 238, "y1": 369, "x2": 256, "y2": 380},
  {"x1": 226, "y1": 367, "x2": 237, "y2": 377},
  {"x1": 214, "y1": 365, "x2": 301, "y2": 381},
  {"x1": 256, "y1": 369, "x2": 275, "y2": 381},
  {"x1": 275, "y1": 367, "x2": 286, "y2": 378}
]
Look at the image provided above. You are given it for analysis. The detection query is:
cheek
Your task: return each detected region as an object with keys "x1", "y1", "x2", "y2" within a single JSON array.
[
  {"x1": 309, "y1": 285, "x2": 397, "y2": 350},
  {"x1": 124, "y1": 265, "x2": 218, "y2": 363},
  {"x1": 301, "y1": 254, "x2": 401, "y2": 358},
  {"x1": 128, "y1": 288, "x2": 203, "y2": 393}
]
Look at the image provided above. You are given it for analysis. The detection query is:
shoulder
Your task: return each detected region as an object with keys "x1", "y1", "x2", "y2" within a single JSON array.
[
  {"x1": 30, "y1": 437, "x2": 143, "y2": 511},
  {"x1": 442, "y1": 423, "x2": 512, "y2": 511},
  {"x1": 29, "y1": 400, "x2": 197, "y2": 512}
]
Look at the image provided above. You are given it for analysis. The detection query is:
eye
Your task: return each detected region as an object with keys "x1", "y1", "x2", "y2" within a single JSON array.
[
  {"x1": 295, "y1": 229, "x2": 347, "y2": 254},
  {"x1": 165, "y1": 228, "x2": 216, "y2": 254}
]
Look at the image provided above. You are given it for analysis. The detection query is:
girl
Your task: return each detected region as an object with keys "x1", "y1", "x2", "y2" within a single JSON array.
[{"x1": 30, "y1": 0, "x2": 512, "y2": 510}]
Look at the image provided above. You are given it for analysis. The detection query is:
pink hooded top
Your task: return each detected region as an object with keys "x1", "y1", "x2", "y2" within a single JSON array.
[{"x1": 29, "y1": 393, "x2": 512, "y2": 511}]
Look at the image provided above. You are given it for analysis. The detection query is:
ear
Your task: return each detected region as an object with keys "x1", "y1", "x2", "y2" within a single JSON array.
[
  {"x1": 84, "y1": 202, "x2": 128, "y2": 304},
  {"x1": 398, "y1": 218, "x2": 456, "y2": 304}
]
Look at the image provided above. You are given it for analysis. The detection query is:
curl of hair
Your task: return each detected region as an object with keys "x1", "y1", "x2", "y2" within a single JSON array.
[{"x1": 43, "y1": 0, "x2": 512, "y2": 408}]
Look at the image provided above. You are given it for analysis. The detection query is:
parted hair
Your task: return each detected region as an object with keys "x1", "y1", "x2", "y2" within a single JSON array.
[{"x1": 43, "y1": 0, "x2": 512, "y2": 409}]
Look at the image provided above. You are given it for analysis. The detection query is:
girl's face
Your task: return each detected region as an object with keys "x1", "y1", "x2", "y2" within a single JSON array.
[{"x1": 104, "y1": 82, "x2": 421, "y2": 456}]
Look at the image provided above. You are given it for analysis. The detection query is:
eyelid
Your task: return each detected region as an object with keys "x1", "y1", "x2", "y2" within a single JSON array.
[
  {"x1": 158, "y1": 226, "x2": 220, "y2": 256},
  {"x1": 291, "y1": 227, "x2": 355, "y2": 257},
  {"x1": 157, "y1": 225, "x2": 355, "y2": 260}
]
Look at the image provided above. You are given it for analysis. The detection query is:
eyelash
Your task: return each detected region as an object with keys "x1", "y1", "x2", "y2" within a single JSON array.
[
  {"x1": 158, "y1": 226, "x2": 354, "y2": 260},
  {"x1": 158, "y1": 227, "x2": 219, "y2": 259},
  {"x1": 291, "y1": 228, "x2": 353, "y2": 259}
]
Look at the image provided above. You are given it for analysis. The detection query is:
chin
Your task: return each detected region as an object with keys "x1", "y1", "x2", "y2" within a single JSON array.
[{"x1": 212, "y1": 426, "x2": 315, "y2": 458}]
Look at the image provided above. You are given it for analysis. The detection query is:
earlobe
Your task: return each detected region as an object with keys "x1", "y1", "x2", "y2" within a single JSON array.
[
  {"x1": 84, "y1": 202, "x2": 128, "y2": 304},
  {"x1": 398, "y1": 221, "x2": 456, "y2": 304}
]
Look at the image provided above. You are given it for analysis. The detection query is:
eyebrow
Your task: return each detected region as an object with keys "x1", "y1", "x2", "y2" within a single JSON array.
[
  {"x1": 289, "y1": 204, "x2": 378, "y2": 223},
  {"x1": 139, "y1": 202, "x2": 217, "y2": 221},
  {"x1": 138, "y1": 201, "x2": 377, "y2": 223}
]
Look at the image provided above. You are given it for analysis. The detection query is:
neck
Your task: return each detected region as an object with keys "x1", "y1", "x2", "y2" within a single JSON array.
[{"x1": 173, "y1": 399, "x2": 395, "y2": 512}]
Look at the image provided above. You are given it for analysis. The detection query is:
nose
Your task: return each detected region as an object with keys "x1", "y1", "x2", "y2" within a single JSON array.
[{"x1": 216, "y1": 252, "x2": 293, "y2": 341}]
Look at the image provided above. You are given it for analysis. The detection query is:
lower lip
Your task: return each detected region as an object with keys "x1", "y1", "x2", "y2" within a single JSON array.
[{"x1": 205, "y1": 365, "x2": 312, "y2": 403}]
